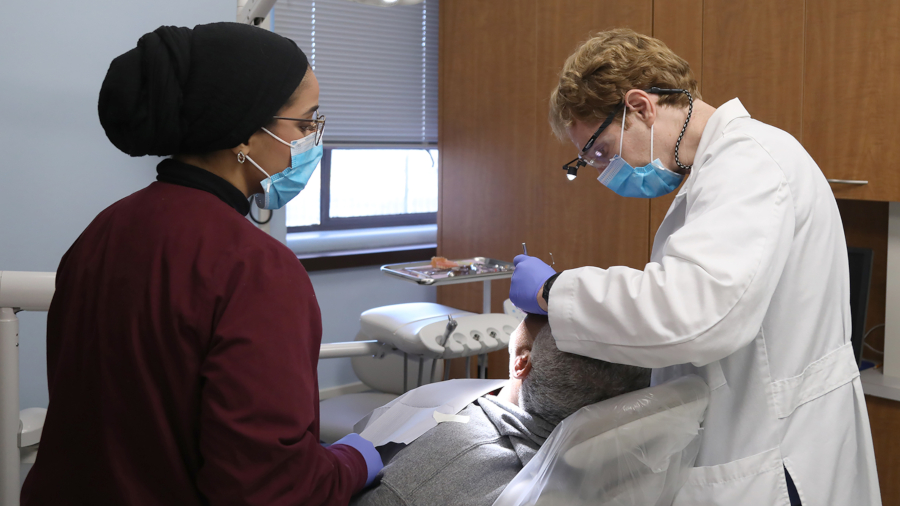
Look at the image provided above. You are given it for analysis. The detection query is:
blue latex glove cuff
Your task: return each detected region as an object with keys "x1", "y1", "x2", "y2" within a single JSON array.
[
  {"x1": 334, "y1": 433, "x2": 383, "y2": 487},
  {"x1": 509, "y1": 255, "x2": 556, "y2": 315}
]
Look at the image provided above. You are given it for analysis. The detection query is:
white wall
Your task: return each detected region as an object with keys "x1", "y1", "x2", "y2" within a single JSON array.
[{"x1": 0, "y1": 0, "x2": 435, "y2": 410}]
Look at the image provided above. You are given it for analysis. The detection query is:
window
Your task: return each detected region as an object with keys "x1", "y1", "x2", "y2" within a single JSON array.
[
  {"x1": 287, "y1": 147, "x2": 438, "y2": 231},
  {"x1": 273, "y1": 0, "x2": 439, "y2": 238}
]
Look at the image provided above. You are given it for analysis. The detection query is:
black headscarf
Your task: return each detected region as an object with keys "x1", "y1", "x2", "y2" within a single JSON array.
[{"x1": 98, "y1": 22, "x2": 309, "y2": 157}]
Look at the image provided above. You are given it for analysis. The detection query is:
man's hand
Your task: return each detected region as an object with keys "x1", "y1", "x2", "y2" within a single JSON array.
[{"x1": 510, "y1": 255, "x2": 556, "y2": 315}]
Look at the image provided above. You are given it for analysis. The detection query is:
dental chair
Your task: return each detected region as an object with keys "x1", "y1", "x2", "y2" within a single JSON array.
[
  {"x1": 319, "y1": 302, "x2": 521, "y2": 443},
  {"x1": 0, "y1": 271, "x2": 54, "y2": 504},
  {"x1": 1, "y1": 271, "x2": 707, "y2": 506},
  {"x1": 351, "y1": 373, "x2": 709, "y2": 506},
  {"x1": 336, "y1": 302, "x2": 708, "y2": 505},
  {"x1": 493, "y1": 374, "x2": 709, "y2": 506}
]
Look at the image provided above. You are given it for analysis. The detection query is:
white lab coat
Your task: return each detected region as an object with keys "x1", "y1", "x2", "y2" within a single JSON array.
[{"x1": 548, "y1": 99, "x2": 881, "y2": 505}]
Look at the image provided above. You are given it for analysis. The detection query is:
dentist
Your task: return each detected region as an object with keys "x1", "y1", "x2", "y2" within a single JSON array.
[
  {"x1": 21, "y1": 22, "x2": 381, "y2": 506},
  {"x1": 510, "y1": 28, "x2": 880, "y2": 506}
]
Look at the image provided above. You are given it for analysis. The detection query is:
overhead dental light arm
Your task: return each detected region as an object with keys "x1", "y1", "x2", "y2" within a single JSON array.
[
  {"x1": 237, "y1": 0, "x2": 278, "y2": 26},
  {"x1": 237, "y1": 0, "x2": 425, "y2": 27}
]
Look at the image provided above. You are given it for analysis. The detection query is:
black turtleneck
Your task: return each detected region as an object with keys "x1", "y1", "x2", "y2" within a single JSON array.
[{"x1": 156, "y1": 158, "x2": 251, "y2": 216}]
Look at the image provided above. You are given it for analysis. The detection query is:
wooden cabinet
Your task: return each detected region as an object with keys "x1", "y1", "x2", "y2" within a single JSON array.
[
  {"x1": 701, "y1": 0, "x2": 806, "y2": 139},
  {"x1": 803, "y1": 0, "x2": 900, "y2": 201},
  {"x1": 654, "y1": 0, "x2": 807, "y2": 144},
  {"x1": 653, "y1": 0, "x2": 900, "y2": 202},
  {"x1": 650, "y1": 0, "x2": 900, "y2": 212},
  {"x1": 651, "y1": 0, "x2": 807, "y2": 238}
]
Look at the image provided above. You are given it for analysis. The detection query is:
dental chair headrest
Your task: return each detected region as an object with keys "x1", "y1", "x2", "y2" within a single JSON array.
[{"x1": 493, "y1": 375, "x2": 710, "y2": 506}]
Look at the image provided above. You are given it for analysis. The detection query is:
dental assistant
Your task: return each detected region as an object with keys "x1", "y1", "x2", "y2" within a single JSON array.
[
  {"x1": 510, "y1": 29, "x2": 880, "y2": 506},
  {"x1": 21, "y1": 23, "x2": 381, "y2": 506}
]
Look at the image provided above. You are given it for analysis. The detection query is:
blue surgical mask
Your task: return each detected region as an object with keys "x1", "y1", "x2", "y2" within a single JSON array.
[
  {"x1": 597, "y1": 107, "x2": 684, "y2": 198},
  {"x1": 245, "y1": 128, "x2": 323, "y2": 210}
]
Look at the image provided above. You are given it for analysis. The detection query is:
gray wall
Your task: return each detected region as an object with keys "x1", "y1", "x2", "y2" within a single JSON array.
[{"x1": 0, "y1": 0, "x2": 435, "y2": 410}]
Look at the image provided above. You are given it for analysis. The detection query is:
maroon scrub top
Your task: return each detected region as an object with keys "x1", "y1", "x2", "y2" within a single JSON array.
[{"x1": 21, "y1": 168, "x2": 367, "y2": 505}]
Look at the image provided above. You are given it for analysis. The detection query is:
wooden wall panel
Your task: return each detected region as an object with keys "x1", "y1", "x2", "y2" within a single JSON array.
[
  {"x1": 438, "y1": 1, "x2": 538, "y2": 379},
  {"x1": 531, "y1": 0, "x2": 654, "y2": 273},
  {"x1": 701, "y1": 0, "x2": 805, "y2": 139},
  {"x1": 438, "y1": 0, "x2": 653, "y2": 378},
  {"x1": 649, "y1": 0, "x2": 703, "y2": 250},
  {"x1": 438, "y1": 0, "x2": 539, "y2": 321},
  {"x1": 803, "y1": 0, "x2": 900, "y2": 202},
  {"x1": 652, "y1": 0, "x2": 703, "y2": 86}
]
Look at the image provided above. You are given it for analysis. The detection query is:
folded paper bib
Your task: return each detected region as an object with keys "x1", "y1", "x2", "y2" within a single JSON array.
[{"x1": 356, "y1": 379, "x2": 507, "y2": 446}]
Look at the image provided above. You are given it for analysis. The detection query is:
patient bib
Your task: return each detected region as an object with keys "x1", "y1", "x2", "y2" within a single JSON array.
[{"x1": 355, "y1": 379, "x2": 508, "y2": 446}]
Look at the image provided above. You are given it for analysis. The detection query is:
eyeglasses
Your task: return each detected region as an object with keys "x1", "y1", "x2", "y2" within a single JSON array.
[
  {"x1": 562, "y1": 87, "x2": 691, "y2": 180},
  {"x1": 272, "y1": 111, "x2": 326, "y2": 145},
  {"x1": 562, "y1": 103, "x2": 624, "y2": 180}
]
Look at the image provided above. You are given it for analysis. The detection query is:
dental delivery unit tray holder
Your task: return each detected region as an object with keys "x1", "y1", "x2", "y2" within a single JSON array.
[
  {"x1": 381, "y1": 257, "x2": 514, "y2": 315},
  {"x1": 379, "y1": 256, "x2": 517, "y2": 382}
]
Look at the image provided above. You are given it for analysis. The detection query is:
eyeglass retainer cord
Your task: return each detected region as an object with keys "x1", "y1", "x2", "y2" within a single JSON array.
[{"x1": 646, "y1": 87, "x2": 693, "y2": 172}]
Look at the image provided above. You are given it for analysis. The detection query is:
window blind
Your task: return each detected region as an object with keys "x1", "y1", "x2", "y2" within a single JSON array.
[{"x1": 273, "y1": 0, "x2": 439, "y2": 145}]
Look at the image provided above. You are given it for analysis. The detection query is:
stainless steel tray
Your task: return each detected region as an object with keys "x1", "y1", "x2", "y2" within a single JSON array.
[{"x1": 381, "y1": 257, "x2": 515, "y2": 285}]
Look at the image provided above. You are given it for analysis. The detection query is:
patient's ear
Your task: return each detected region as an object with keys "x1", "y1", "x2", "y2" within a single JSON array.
[{"x1": 511, "y1": 349, "x2": 532, "y2": 380}]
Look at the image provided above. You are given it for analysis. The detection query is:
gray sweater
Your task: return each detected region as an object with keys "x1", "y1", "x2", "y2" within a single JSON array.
[{"x1": 350, "y1": 395, "x2": 554, "y2": 506}]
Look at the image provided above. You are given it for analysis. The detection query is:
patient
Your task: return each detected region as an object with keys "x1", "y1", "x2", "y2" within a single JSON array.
[{"x1": 351, "y1": 315, "x2": 651, "y2": 506}]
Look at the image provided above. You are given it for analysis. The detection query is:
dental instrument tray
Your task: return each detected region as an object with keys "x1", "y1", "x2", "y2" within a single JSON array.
[{"x1": 381, "y1": 257, "x2": 515, "y2": 285}]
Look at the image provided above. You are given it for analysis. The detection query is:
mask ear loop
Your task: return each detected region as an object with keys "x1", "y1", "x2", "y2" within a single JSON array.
[
  {"x1": 238, "y1": 150, "x2": 272, "y2": 179},
  {"x1": 236, "y1": 151, "x2": 274, "y2": 219},
  {"x1": 261, "y1": 127, "x2": 293, "y2": 148},
  {"x1": 650, "y1": 122, "x2": 654, "y2": 161},
  {"x1": 618, "y1": 106, "x2": 627, "y2": 156},
  {"x1": 262, "y1": 126, "x2": 317, "y2": 149}
]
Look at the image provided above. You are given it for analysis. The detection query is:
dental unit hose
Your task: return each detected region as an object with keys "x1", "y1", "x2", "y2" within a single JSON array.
[{"x1": 433, "y1": 316, "x2": 458, "y2": 383}]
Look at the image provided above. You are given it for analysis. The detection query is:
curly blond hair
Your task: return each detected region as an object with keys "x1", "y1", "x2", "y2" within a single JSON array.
[{"x1": 549, "y1": 28, "x2": 699, "y2": 140}]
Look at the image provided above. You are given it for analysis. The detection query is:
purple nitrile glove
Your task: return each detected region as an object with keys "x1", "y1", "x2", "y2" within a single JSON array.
[
  {"x1": 333, "y1": 433, "x2": 383, "y2": 487},
  {"x1": 510, "y1": 254, "x2": 556, "y2": 315}
]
